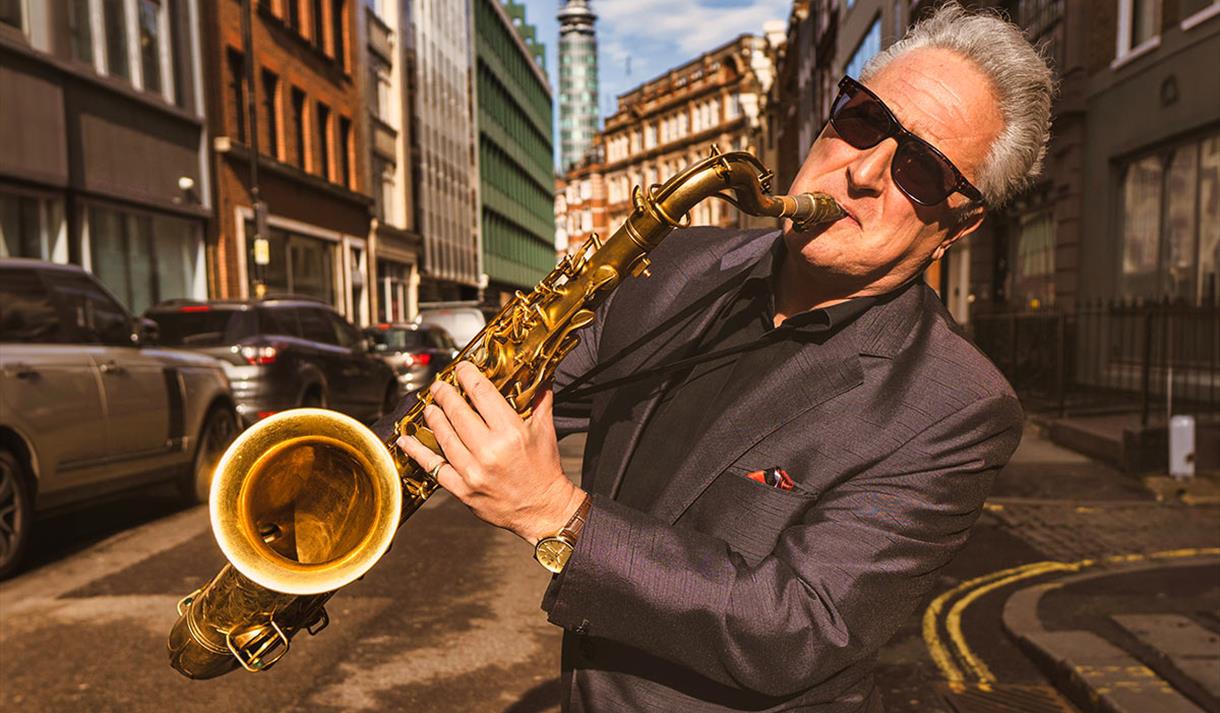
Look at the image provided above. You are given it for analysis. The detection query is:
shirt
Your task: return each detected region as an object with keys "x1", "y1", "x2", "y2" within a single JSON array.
[{"x1": 615, "y1": 233, "x2": 876, "y2": 510}]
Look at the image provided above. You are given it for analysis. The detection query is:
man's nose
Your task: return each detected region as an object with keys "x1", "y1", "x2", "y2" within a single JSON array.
[{"x1": 845, "y1": 140, "x2": 895, "y2": 196}]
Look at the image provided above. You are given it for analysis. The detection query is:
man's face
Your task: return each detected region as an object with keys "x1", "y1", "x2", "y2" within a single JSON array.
[{"x1": 785, "y1": 48, "x2": 1003, "y2": 294}]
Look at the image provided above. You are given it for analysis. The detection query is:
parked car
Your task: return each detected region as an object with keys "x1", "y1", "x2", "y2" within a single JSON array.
[
  {"x1": 415, "y1": 304, "x2": 487, "y2": 347},
  {"x1": 365, "y1": 323, "x2": 459, "y2": 396},
  {"x1": 0, "y1": 259, "x2": 238, "y2": 578},
  {"x1": 145, "y1": 296, "x2": 399, "y2": 429}
]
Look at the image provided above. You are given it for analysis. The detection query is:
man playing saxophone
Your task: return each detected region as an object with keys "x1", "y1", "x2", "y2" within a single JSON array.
[{"x1": 399, "y1": 5, "x2": 1054, "y2": 711}]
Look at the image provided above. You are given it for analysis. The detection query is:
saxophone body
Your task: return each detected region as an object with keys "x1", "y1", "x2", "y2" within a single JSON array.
[{"x1": 167, "y1": 149, "x2": 844, "y2": 679}]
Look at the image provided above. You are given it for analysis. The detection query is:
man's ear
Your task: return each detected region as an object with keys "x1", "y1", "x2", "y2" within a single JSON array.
[{"x1": 932, "y1": 206, "x2": 986, "y2": 261}]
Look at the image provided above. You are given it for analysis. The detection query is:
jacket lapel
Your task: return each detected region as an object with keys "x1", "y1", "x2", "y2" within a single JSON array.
[
  {"x1": 591, "y1": 234, "x2": 779, "y2": 498},
  {"x1": 650, "y1": 324, "x2": 864, "y2": 524},
  {"x1": 649, "y1": 280, "x2": 927, "y2": 523}
]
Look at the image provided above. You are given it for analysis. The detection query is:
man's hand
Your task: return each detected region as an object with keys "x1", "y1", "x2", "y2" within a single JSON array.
[{"x1": 397, "y1": 360, "x2": 585, "y2": 545}]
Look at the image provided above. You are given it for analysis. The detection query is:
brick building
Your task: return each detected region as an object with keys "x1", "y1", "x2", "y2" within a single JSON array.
[
  {"x1": 202, "y1": 0, "x2": 374, "y2": 324},
  {"x1": 600, "y1": 35, "x2": 777, "y2": 233},
  {"x1": 555, "y1": 138, "x2": 608, "y2": 260}
]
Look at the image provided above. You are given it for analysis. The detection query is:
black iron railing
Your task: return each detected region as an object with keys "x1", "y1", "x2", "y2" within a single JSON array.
[{"x1": 972, "y1": 300, "x2": 1219, "y2": 425}]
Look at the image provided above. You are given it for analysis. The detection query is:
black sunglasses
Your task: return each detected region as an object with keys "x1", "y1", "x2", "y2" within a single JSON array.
[{"x1": 829, "y1": 76, "x2": 985, "y2": 207}]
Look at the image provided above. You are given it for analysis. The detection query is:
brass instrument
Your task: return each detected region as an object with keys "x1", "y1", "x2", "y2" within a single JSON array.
[{"x1": 167, "y1": 149, "x2": 844, "y2": 679}]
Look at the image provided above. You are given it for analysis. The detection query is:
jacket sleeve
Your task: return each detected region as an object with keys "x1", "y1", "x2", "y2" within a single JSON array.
[
  {"x1": 550, "y1": 291, "x2": 615, "y2": 439},
  {"x1": 542, "y1": 393, "x2": 1022, "y2": 697}
]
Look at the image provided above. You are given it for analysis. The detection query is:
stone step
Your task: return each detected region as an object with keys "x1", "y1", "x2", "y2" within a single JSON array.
[
  {"x1": 1023, "y1": 630, "x2": 1207, "y2": 713},
  {"x1": 1111, "y1": 613, "x2": 1220, "y2": 708}
]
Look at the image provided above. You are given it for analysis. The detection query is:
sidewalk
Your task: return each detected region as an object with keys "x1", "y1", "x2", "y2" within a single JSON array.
[{"x1": 989, "y1": 424, "x2": 1220, "y2": 713}]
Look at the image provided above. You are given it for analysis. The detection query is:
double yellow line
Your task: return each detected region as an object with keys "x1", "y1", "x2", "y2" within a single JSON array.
[{"x1": 922, "y1": 546, "x2": 1220, "y2": 691}]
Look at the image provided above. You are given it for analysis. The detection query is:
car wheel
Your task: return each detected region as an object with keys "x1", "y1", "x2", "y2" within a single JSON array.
[
  {"x1": 0, "y1": 449, "x2": 33, "y2": 580},
  {"x1": 180, "y1": 408, "x2": 239, "y2": 504}
]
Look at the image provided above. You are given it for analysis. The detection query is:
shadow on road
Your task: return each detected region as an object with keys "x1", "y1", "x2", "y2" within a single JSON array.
[
  {"x1": 19, "y1": 484, "x2": 194, "y2": 576},
  {"x1": 502, "y1": 677, "x2": 562, "y2": 713}
]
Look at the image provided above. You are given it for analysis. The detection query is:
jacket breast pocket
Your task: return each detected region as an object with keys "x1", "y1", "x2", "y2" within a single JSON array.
[{"x1": 685, "y1": 465, "x2": 820, "y2": 567}]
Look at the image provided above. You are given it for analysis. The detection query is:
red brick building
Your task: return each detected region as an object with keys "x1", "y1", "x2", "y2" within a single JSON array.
[{"x1": 202, "y1": 0, "x2": 373, "y2": 323}]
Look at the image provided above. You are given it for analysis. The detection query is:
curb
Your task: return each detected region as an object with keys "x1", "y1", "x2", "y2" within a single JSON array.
[{"x1": 1001, "y1": 556, "x2": 1218, "y2": 713}]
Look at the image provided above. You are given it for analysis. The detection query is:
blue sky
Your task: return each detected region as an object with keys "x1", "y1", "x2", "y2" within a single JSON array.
[{"x1": 515, "y1": 0, "x2": 792, "y2": 166}]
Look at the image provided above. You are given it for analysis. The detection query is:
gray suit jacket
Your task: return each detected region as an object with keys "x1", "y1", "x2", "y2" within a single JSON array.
[{"x1": 545, "y1": 227, "x2": 1023, "y2": 712}]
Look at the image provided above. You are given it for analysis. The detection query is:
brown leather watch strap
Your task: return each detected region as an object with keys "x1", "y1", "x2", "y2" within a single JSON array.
[{"x1": 560, "y1": 494, "x2": 592, "y2": 542}]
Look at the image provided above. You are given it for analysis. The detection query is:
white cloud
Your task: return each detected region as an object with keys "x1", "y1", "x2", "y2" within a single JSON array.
[{"x1": 597, "y1": 0, "x2": 789, "y2": 57}]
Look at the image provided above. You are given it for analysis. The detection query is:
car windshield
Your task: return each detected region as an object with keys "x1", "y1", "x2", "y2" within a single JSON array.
[
  {"x1": 151, "y1": 308, "x2": 254, "y2": 347},
  {"x1": 366, "y1": 328, "x2": 427, "y2": 352}
]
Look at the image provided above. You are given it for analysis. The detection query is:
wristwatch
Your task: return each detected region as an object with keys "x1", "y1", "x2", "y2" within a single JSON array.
[{"x1": 533, "y1": 494, "x2": 592, "y2": 574}]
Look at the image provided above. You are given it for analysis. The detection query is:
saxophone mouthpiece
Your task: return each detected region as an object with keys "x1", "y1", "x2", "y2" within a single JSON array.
[{"x1": 787, "y1": 192, "x2": 847, "y2": 232}]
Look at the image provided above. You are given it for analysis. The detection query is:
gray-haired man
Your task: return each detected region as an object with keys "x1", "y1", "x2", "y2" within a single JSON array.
[{"x1": 400, "y1": 3, "x2": 1055, "y2": 710}]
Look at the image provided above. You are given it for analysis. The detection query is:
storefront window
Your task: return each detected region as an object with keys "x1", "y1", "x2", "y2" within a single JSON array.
[
  {"x1": 1, "y1": 192, "x2": 66, "y2": 262},
  {"x1": 1119, "y1": 131, "x2": 1220, "y2": 305},
  {"x1": 247, "y1": 225, "x2": 336, "y2": 305},
  {"x1": 89, "y1": 205, "x2": 203, "y2": 314},
  {"x1": 1015, "y1": 210, "x2": 1055, "y2": 309}
]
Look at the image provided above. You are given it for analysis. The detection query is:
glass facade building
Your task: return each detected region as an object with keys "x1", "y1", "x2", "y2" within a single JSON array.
[{"x1": 558, "y1": 0, "x2": 599, "y2": 171}]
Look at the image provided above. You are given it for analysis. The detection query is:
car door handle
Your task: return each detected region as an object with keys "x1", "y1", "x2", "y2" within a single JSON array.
[
  {"x1": 99, "y1": 360, "x2": 126, "y2": 375},
  {"x1": 3, "y1": 363, "x2": 39, "y2": 380}
]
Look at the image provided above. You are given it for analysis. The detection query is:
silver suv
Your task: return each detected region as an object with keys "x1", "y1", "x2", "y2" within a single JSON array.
[{"x1": 0, "y1": 259, "x2": 238, "y2": 578}]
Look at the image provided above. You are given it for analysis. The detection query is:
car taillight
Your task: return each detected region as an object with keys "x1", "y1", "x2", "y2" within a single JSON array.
[
  {"x1": 240, "y1": 344, "x2": 278, "y2": 365},
  {"x1": 404, "y1": 352, "x2": 432, "y2": 368}
]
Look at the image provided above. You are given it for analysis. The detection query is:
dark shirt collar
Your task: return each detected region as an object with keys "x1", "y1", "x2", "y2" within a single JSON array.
[{"x1": 740, "y1": 233, "x2": 878, "y2": 334}]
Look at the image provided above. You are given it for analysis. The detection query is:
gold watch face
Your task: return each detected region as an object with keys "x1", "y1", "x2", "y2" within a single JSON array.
[{"x1": 534, "y1": 537, "x2": 574, "y2": 573}]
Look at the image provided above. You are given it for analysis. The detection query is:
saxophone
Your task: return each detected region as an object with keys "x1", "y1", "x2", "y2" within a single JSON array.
[{"x1": 167, "y1": 148, "x2": 843, "y2": 679}]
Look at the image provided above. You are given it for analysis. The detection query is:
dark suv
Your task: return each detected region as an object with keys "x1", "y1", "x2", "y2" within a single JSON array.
[{"x1": 145, "y1": 297, "x2": 398, "y2": 428}]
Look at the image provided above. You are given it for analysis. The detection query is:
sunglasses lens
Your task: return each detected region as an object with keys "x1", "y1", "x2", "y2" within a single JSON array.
[
  {"x1": 892, "y1": 141, "x2": 957, "y2": 205},
  {"x1": 831, "y1": 89, "x2": 889, "y2": 149}
]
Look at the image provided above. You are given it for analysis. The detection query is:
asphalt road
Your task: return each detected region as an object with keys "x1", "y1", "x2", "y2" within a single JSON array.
[{"x1": 8, "y1": 424, "x2": 1211, "y2": 713}]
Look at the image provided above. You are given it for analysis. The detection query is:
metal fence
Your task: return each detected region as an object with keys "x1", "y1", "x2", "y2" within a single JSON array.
[{"x1": 972, "y1": 300, "x2": 1219, "y2": 425}]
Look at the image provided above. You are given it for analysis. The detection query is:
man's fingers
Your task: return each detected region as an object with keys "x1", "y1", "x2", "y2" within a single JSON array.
[
  {"x1": 421, "y1": 404, "x2": 478, "y2": 476},
  {"x1": 429, "y1": 376, "x2": 490, "y2": 443},
  {"x1": 397, "y1": 435, "x2": 470, "y2": 500},
  {"x1": 529, "y1": 388, "x2": 556, "y2": 436},
  {"x1": 454, "y1": 361, "x2": 521, "y2": 430}
]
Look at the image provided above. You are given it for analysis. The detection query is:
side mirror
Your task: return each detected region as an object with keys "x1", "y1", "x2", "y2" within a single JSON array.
[{"x1": 135, "y1": 317, "x2": 160, "y2": 346}]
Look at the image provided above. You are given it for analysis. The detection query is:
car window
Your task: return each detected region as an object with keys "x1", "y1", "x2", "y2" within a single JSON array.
[
  {"x1": 298, "y1": 308, "x2": 338, "y2": 345},
  {"x1": 258, "y1": 307, "x2": 302, "y2": 338},
  {"x1": 366, "y1": 328, "x2": 427, "y2": 352},
  {"x1": 42, "y1": 270, "x2": 132, "y2": 345},
  {"x1": 0, "y1": 268, "x2": 68, "y2": 343},
  {"x1": 150, "y1": 308, "x2": 252, "y2": 347},
  {"x1": 325, "y1": 312, "x2": 360, "y2": 349}
]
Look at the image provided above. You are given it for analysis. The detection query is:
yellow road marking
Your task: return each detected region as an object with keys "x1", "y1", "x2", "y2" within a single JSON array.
[{"x1": 923, "y1": 546, "x2": 1220, "y2": 687}]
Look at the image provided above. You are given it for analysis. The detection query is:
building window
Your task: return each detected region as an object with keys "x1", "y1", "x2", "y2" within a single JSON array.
[
  {"x1": 312, "y1": 0, "x2": 325, "y2": 52},
  {"x1": 227, "y1": 49, "x2": 246, "y2": 142},
  {"x1": 0, "y1": 193, "x2": 66, "y2": 262},
  {"x1": 88, "y1": 205, "x2": 203, "y2": 314},
  {"x1": 1014, "y1": 210, "x2": 1055, "y2": 309},
  {"x1": 103, "y1": 0, "x2": 130, "y2": 79},
  {"x1": 1120, "y1": 132, "x2": 1220, "y2": 304},
  {"x1": 138, "y1": 0, "x2": 162, "y2": 94},
  {"x1": 286, "y1": 0, "x2": 301, "y2": 30},
  {"x1": 0, "y1": 0, "x2": 24, "y2": 31},
  {"x1": 262, "y1": 69, "x2": 280, "y2": 159},
  {"x1": 338, "y1": 116, "x2": 352, "y2": 188},
  {"x1": 316, "y1": 101, "x2": 331, "y2": 180},
  {"x1": 1116, "y1": 0, "x2": 1160, "y2": 59},
  {"x1": 68, "y1": 0, "x2": 94, "y2": 64},
  {"x1": 247, "y1": 225, "x2": 336, "y2": 305},
  {"x1": 291, "y1": 86, "x2": 307, "y2": 170},
  {"x1": 845, "y1": 17, "x2": 881, "y2": 79},
  {"x1": 331, "y1": 0, "x2": 345, "y2": 69}
]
